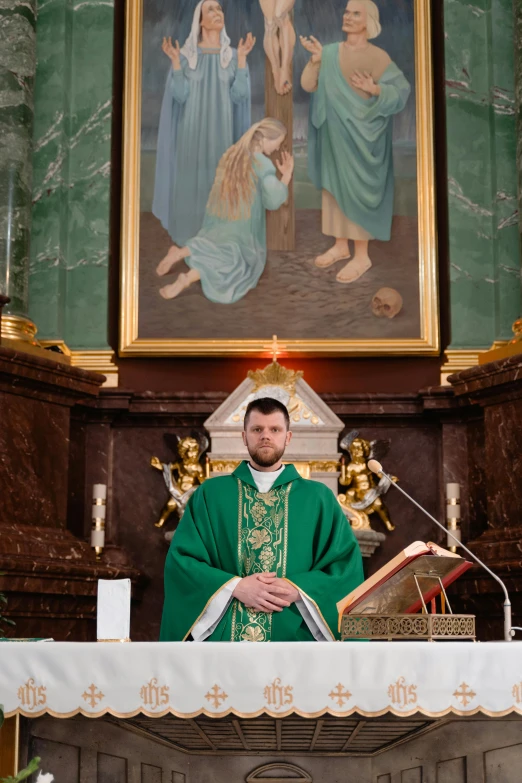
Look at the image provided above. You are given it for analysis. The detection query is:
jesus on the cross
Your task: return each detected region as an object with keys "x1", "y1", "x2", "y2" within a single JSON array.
[{"x1": 259, "y1": 0, "x2": 296, "y2": 95}]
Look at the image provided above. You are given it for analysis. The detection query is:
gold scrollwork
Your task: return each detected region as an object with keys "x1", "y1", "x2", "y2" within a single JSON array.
[
  {"x1": 309, "y1": 461, "x2": 340, "y2": 473},
  {"x1": 210, "y1": 460, "x2": 241, "y2": 473},
  {"x1": 231, "y1": 481, "x2": 291, "y2": 642},
  {"x1": 248, "y1": 361, "x2": 303, "y2": 396}
]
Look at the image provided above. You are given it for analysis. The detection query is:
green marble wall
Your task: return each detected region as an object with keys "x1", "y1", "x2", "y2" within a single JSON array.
[
  {"x1": 27, "y1": 0, "x2": 521, "y2": 353},
  {"x1": 515, "y1": 0, "x2": 522, "y2": 242},
  {"x1": 28, "y1": 0, "x2": 113, "y2": 348},
  {"x1": 444, "y1": 0, "x2": 521, "y2": 349},
  {"x1": 0, "y1": 0, "x2": 36, "y2": 317}
]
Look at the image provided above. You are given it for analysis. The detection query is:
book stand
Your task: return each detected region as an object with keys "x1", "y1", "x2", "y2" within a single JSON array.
[{"x1": 341, "y1": 573, "x2": 476, "y2": 642}]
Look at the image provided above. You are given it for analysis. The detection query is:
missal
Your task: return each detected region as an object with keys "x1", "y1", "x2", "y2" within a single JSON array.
[{"x1": 337, "y1": 541, "x2": 473, "y2": 623}]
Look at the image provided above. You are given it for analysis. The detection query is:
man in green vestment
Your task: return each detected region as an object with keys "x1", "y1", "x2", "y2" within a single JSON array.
[{"x1": 160, "y1": 397, "x2": 363, "y2": 642}]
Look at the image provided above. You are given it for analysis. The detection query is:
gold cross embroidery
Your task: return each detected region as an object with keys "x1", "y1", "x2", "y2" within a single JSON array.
[
  {"x1": 82, "y1": 683, "x2": 105, "y2": 709},
  {"x1": 329, "y1": 683, "x2": 352, "y2": 707},
  {"x1": 453, "y1": 682, "x2": 476, "y2": 707},
  {"x1": 205, "y1": 684, "x2": 228, "y2": 709}
]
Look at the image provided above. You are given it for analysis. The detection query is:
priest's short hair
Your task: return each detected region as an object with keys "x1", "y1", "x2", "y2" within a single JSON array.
[{"x1": 244, "y1": 397, "x2": 290, "y2": 430}]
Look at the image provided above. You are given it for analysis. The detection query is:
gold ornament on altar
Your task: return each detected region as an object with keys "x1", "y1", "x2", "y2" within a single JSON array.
[
  {"x1": 248, "y1": 335, "x2": 302, "y2": 396},
  {"x1": 338, "y1": 432, "x2": 397, "y2": 532},
  {"x1": 229, "y1": 335, "x2": 320, "y2": 426},
  {"x1": 151, "y1": 434, "x2": 208, "y2": 528}
]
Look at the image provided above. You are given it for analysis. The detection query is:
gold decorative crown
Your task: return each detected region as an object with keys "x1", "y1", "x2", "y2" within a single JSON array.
[{"x1": 247, "y1": 361, "x2": 304, "y2": 396}]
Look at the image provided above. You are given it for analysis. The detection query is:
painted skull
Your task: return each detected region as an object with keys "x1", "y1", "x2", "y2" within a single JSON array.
[{"x1": 371, "y1": 287, "x2": 403, "y2": 319}]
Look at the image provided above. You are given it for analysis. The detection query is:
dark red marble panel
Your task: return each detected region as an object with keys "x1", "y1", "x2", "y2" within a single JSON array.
[{"x1": 0, "y1": 392, "x2": 70, "y2": 528}]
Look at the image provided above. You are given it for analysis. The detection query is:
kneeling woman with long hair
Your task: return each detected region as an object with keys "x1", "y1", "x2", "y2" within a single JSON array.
[{"x1": 156, "y1": 117, "x2": 293, "y2": 303}]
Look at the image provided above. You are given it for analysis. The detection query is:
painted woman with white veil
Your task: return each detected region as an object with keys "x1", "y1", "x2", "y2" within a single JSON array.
[{"x1": 153, "y1": 1, "x2": 255, "y2": 252}]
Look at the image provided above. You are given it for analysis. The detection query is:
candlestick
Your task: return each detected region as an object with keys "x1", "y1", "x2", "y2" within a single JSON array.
[
  {"x1": 92, "y1": 484, "x2": 107, "y2": 560},
  {"x1": 446, "y1": 482, "x2": 461, "y2": 553}
]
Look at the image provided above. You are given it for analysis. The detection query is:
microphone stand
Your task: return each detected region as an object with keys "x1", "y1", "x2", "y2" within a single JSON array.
[{"x1": 369, "y1": 462, "x2": 515, "y2": 642}]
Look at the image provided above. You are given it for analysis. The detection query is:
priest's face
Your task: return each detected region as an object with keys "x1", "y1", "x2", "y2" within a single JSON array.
[
  {"x1": 242, "y1": 410, "x2": 292, "y2": 470},
  {"x1": 200, "y1": 1, "x2": 225, "y2": 33}
]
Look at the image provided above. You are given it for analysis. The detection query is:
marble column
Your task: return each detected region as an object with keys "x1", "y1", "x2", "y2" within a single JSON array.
[
  {"x1": 515, "y1": 0, "x2": 522, "y2": 250},
  {"x1": 28, "y1": 0, "x2": 114, "y2": 349},
  {"x1": 444, "y1": 0, "x2": 520, "y2": 349},
  {"x1": 0, "y1": 0, "x2": 38, "y2": 342}
]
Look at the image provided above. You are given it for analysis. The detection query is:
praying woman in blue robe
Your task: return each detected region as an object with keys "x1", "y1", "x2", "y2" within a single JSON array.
[
  {"x1": 156, "y1": 118, "x2": 293, "y2": 303},
  {"x1": 152, "y1": 0, "x2": 254, "y2": 255}
]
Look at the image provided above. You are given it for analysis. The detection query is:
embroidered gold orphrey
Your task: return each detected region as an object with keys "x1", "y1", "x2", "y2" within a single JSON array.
[{"x1": 231, "y1": 480, "x2": 292, "y2": 642}]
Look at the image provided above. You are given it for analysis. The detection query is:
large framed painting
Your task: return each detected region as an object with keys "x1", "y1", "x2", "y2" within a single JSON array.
[{"x1": 120, "y1": 0, "x2": 438, "y2": 356}]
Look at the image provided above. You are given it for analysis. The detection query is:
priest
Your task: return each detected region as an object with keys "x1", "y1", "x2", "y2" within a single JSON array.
[{"x1": 160, "y1": 397, "x2": 363, "y2": 642}]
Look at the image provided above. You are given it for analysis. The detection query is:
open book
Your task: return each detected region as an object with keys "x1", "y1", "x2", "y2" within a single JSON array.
[{"x1": 337, "y1": 541, "x2": 473, "y2": 626}]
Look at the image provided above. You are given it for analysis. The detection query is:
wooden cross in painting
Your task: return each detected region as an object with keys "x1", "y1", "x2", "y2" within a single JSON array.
[{"x1": 260, "y1": 0, "x2": 296, "y2": 251}]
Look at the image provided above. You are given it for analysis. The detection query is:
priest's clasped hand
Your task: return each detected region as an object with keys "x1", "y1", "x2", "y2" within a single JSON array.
[{"x1": 232, "y1": 573, "x2": 300, "y2": 612}]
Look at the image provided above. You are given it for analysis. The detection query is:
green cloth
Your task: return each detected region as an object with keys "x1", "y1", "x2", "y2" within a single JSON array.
[{"x1": 160, "y1": 461, "x2": 364, "y2": 642}]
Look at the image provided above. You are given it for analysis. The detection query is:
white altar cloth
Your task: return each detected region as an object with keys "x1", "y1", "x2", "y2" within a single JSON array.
[{"x1": 1, "y1": 642, "x2": 521, "y2": 720}]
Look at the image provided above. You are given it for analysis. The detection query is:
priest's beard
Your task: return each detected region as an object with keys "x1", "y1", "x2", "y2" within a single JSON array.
[{"x1": 247, "y1": 442, "x2": 286, "y2": 468}]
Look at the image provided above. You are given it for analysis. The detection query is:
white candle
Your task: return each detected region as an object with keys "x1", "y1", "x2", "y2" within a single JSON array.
[
  {"x1": 446, "y1": 483, "x2": 461, "y2": 550},
  {"x1": 92, "y1": 503, "x2": 106, "y2": 519},
  {"x1": 92, "y1": 485, "x2": 107, "y2": 556},
  {"x1": 97, "y1": 579, "x2": 131, "y2": 641},
  {"x1": 91, "y1": 529, "x2": 105, "y2": 547},
  {"x1": 93, "y1": 484, "x2": 107, "y2": 500},
  {"x1": 446, "y1": 483, "x2": 460, "y2": 499}
]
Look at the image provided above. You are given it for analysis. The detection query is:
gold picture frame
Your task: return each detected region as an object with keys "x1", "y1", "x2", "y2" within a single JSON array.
[{"x1": 120, "y1": 0, "x2": 438, "y2": 356}]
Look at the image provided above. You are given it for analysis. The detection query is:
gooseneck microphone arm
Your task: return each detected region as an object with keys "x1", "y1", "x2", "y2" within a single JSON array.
[{"x1": 367, "y1": 459, "x2": 514, "y2": 643}]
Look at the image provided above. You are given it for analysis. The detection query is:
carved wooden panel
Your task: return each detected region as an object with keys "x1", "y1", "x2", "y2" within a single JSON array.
[
  {"x1": 98, "y1": 752, "x2": 127, "y2": 783},
  {"x1": 436, "y1": 756, "x2": 466, "y2": 783}
]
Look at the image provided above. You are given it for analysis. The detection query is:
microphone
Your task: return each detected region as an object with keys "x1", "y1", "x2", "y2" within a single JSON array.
[{"x1": 367, "y1": 459, "x2": 517, "y2": 642}]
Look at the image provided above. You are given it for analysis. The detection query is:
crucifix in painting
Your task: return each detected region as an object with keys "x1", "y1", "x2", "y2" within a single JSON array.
[{"x1": 259, "y1": 0, "x2": 296, "y2": 251}]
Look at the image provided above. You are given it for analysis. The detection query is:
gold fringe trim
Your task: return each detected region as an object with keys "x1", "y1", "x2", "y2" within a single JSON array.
[{"x1": 4, "y1": 705, "x2": 521, "y2": 720}]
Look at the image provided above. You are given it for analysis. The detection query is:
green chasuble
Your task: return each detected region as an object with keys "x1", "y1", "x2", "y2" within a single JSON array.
[{"x1": 160, "y1": 461, "x2": 364, "y2": 642}]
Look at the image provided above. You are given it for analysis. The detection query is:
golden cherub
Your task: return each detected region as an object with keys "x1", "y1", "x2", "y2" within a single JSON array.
[
  {"x1": 338, "y1": 431, "x2": 397, "y2": 532},
  {"x1": 151, "y1": 434, "x2": 208, "y2": 528}
]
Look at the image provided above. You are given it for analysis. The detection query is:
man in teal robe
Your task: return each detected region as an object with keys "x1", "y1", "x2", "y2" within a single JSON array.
[
  {"x1": 160, "y1": 397, "x2": 364, "y2": 642},
  {"x1": 300, "y1": 0, "x2": 411, "y2": 284}
]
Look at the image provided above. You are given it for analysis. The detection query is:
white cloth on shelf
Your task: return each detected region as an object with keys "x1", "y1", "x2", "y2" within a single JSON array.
[{"x1": 97, "y1": 579, "x2": 131, "y2": 641}]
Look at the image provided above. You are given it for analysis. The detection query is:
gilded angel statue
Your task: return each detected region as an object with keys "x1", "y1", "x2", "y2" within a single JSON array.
[
  {"x1": 151, "y1": 433, "x2": 208, "y2": 528},
  {"x1": 337, "y1": 430, "x2": 397, "y2": 532}
]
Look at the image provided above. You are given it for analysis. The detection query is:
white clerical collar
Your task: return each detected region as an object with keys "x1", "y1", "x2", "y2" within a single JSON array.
[{"x1": 248, "y1": 463, "x2": 285, "y2": 493}]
